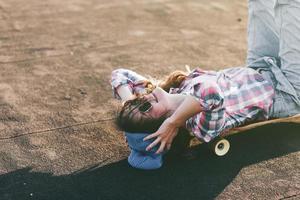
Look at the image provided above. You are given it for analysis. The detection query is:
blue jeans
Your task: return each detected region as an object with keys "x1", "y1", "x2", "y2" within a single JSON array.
[{"x1": 247, "y1": 0, "x2": 300, "y2": 118}]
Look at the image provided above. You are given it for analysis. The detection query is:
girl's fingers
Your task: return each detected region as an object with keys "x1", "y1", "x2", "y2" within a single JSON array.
[
  {"x1": 143, "y1": 132, "x2": 159, "y2": 141},
  {"x1": 146, "y1": 137, "x2": 161, "y2": 151},
  {"x1": 156, "y1": 141, "x2": 166, "y2": 154},
  {"x1": 166, "y1": 143, "x2": 172, "y2": 151}
]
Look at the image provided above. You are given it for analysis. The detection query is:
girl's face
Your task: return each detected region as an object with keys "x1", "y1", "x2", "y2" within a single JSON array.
[{"x1": 133, "y1": 87, "x2": 170, "y2": 120}]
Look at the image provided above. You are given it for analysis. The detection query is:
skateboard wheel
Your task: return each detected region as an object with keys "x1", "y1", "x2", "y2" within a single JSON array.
[{"x1": 213, "y1": 138, "x2": 230, "y2": 156}]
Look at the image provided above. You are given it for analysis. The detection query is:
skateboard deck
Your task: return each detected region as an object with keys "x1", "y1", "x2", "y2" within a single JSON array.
[{"x1": 222, "y1": 114, "x2": 300, "y2": 137}]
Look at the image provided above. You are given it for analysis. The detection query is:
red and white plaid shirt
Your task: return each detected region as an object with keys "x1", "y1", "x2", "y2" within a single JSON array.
[{"x1": 111, "y1": 67, "x2": 274, "y2": 142}]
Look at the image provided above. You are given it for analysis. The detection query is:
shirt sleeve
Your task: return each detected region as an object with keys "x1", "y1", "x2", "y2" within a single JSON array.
[
  {"x1": 111, "y1": 68, "x2": 148, "y2": 100},
  {"x1": 186, "y1": 81, "x2": 226, "y2": 142}
]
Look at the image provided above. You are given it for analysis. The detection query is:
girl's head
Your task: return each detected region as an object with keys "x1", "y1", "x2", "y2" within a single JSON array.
[
  {"x1": 116, "y1": 70, "x2": 188, "y2": 133},
  {"x1": 116, "y1": 87, "x2": 171, "y2": 133}
]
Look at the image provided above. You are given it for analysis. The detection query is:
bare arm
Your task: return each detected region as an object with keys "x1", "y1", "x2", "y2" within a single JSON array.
[
  {"x1": 168, "y1": 95, "x2": 202, "y2": 127},
  {"x1": 116, "y1": 85, "x2": 136, "y2": 105}
]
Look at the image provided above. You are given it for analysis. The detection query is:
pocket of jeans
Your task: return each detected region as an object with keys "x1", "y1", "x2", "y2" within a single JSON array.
[
  {"x1": 271, "y1": 92, "x2": 290, "y2": 118},
  {"x1": 271, "y1": 90, "x2": 300, "y2": 118}
]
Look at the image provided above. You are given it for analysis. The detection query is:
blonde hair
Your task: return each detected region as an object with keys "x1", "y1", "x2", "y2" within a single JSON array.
[
  {"x1": 140, "y1": 70, "x2": 188, "y2": 94},
  {"x1": 159, "y1": 70, "x2": 188, "y2": 92}
]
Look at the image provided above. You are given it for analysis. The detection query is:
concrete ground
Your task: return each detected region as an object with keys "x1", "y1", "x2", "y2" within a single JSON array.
[{"x1": 0, "y1": 0, "x2": 300, "y2": 199}]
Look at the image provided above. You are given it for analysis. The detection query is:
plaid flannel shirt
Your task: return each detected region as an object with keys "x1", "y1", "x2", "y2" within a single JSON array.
[{"x1": 111, "y1": 67, "x2": 274, "y2": 143}]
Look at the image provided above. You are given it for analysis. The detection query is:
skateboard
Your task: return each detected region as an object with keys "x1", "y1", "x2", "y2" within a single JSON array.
[{"x1": 207, "y1": 114, "x2": 300, "y2": 156}]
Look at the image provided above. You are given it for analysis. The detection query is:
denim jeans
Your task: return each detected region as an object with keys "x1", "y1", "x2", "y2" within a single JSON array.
[{"x1": 246, "y1": 0, "x2": 300, "y2": 118}]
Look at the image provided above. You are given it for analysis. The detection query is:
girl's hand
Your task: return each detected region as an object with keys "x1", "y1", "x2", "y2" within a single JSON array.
[
  {"x1": 144, "y1": 95, "x2": 202, "y2": 154},
  {"x1": 143, "y1": 118, "x2": 179, "y2": 154}
]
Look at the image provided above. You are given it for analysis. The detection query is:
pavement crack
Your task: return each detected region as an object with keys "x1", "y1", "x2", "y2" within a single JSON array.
[
  {"x1": 279, "y1": 193, "x2": 300, "y2": 200},
  {"x1": 0, "y1": 117, "x2": 116, "y2": 141}
]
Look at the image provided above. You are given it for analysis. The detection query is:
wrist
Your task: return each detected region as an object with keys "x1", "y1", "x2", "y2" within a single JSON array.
[
  {"x1": 167, "y1": 115, "x2": 185, "y2": 127},
  {"x1": 117, "y1": 85, "x2": 134, "y2": 102}
]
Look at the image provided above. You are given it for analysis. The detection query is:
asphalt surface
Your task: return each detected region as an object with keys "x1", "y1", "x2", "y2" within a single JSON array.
[{"x1": 0, "y1": 0, "x2": 300, "y2": 199}]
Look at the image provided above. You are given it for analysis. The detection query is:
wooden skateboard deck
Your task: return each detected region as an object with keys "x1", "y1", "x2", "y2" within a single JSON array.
[{"x1": 222, "y1": 114, "x2": 300, "y2": 137}]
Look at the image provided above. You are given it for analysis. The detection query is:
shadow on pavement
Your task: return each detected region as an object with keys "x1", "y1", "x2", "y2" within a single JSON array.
[{"x1": 1, "y1": 123, "x2": 300, "y2": 200}]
